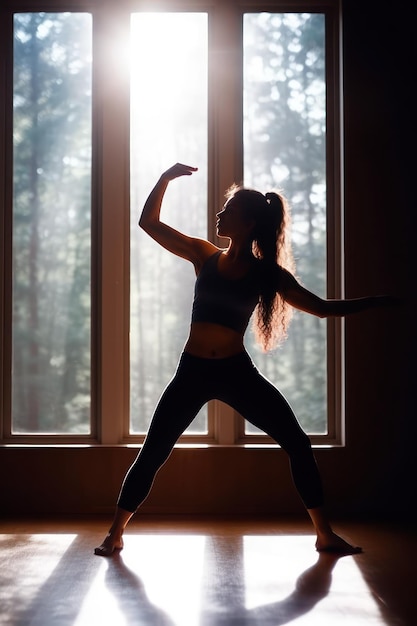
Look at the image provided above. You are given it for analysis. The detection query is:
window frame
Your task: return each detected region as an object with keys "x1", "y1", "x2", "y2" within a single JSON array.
[{"x1": 0, "y1": 0, "x2": 344, "y2": 447}]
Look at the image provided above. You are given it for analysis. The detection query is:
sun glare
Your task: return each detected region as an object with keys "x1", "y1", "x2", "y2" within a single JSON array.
[{"x1": 130, "y1": 13, "x2": 207, "y2": 130}]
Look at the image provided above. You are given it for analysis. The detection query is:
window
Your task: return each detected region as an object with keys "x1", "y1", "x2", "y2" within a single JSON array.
[
  {"x1": 0, "y1": 1, "x2": 343, "y2": 446},
  {"x1": 130, "y1": 13, "x2": 208, "y2": 436},
  {"x1": 242, "y1": 13, "x2": 327, "y2": 439},
  {"x1": 3, "y1": 11, "x2": 93, "y2": 440}
]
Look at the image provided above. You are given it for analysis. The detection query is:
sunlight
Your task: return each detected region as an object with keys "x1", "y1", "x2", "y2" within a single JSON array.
[
  {"x1": 0, "y1": 530, "x2": 393, "y2": 625},
  {"x1": 76, "y1": 534, "x2": 206, "y2": 626},
  {"x1": 76, "y1": 533, "x2": 391, "y2": 625},
  {"x1": 74, "y1": 562, "x2": 127, "y2": 626},
  {"x1": 129, "y1": 11, "x2": 209, "y2": 435},
  {"x1": 243, "y1": 535, "x2": 387, "y2": 624},
  {"x1": 130, "y1": 12, "x2": 207, "y2": 158},
  {"x1": 0, "y1": 534, "x2": 77, "y2": 624},
  {"x1": 130, "y1": 12, "x2": 207, "y2": 100}
]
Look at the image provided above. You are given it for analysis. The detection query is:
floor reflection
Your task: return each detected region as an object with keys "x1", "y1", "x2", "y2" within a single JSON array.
[
  {"x1": 0, "y1": 531, "x2": 390, "y2": 625},
  {"x1": 76, "y1": 535, "x2": 206, "y2": 625},
  {"x1": 201, "y1": 537, "x2": 341, "y2": 625},
  {"x1": 79, "y1": 535, "x2": 386, "y2": 626}
]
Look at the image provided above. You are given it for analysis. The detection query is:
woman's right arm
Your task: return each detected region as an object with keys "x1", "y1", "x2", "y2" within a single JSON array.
[{"x1": 139, "y1": 163, "x2": 215, "y2": 266}]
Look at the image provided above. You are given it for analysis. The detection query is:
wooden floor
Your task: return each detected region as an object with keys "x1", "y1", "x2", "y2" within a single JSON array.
[{"x1": 0, "y1": 516, "x2": 415, "y2": 626}]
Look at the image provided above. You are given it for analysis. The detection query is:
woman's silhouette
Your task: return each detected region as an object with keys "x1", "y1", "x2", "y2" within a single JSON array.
[{"x1": 95, "y1": 163, "x2": 397, "y2": 557}]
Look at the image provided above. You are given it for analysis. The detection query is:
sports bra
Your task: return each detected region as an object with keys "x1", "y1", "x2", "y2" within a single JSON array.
[{"x1": 191, "y1": 251, "x2": 260, "y2": 334}]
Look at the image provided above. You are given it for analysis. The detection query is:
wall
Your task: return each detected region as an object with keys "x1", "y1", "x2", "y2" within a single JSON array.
[
  {"x1": 1, "y1": 1, "x2": 415, "y2": 520},
  {"x1": 341, "y1": 0, "x2": 415, "y2": 518}
]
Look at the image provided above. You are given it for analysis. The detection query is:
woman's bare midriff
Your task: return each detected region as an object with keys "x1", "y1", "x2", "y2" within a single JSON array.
[{"x1": 184, "y1": 322, "x2": 246, "y2": 358}]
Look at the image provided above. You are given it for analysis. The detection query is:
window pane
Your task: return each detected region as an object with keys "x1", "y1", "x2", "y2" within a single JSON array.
[
  {"x1": 243, "y1": 13, "x2": 327, "y2": 434},
  {"x1": 130, "y1": 13, "x2": 208, "y2": 434},
  {"x1": 12, "y1": 13, "x2": 92, "y2": 434}
]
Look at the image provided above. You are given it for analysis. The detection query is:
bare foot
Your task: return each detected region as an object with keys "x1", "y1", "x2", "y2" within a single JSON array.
[
  {"x1": 94, "y1": 534, "x2": 124, "y2": 557},
  {"x1": 316, "y1": 531, "x2": 362, "y2": 555}
]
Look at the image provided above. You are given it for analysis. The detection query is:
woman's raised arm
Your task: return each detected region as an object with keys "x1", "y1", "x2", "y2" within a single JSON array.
[{"x1": 139, "y1": 163, "x2": 215, "y2": 266}]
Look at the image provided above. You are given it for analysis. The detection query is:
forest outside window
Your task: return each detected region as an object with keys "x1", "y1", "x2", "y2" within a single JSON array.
[
  {"x1": 242, "y1": 12, "x2": 327, "y2": 439},
  {"x1": 0, "y1": 1, "x2": 343, "y2": 446},
  {"x1": 8, "y1": 12, "x2": 93, "y2": 437}
]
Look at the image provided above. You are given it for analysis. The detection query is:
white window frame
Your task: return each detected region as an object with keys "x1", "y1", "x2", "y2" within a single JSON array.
[{"x1": 0, "y1": 0, "x2": 344, "y2": 447}]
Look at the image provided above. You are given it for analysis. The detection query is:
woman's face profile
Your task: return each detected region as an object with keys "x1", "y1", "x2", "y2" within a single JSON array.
[{"x1": 216, "y1": 197, "x2": 253, "y2": 239}]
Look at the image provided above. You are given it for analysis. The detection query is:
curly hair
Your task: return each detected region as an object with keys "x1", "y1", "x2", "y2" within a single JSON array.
[{"x1": 225, "y1": 184, "x2": 295, "y2": 352}]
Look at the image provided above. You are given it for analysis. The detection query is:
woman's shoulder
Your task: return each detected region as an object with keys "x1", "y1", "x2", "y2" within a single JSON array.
[
  {"x1": 253, "y1": 260, "x2": 297, "y2": 289},
  {"x1": 276, "y1": 265, "x2": 299, "y2": 293},
  {"x1": 193, "y1": 240, "x2": 223, "y2": 274}
]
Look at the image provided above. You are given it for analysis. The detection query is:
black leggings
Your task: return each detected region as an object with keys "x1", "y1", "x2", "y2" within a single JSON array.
[{"x1": 118, "y1": 351, "x2": 324, "y2": 512}]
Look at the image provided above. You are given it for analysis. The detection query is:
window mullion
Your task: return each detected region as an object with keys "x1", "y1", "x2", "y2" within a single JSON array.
[
  {"x1": 214, "y1": 402, "x2": 237, "y2": 445},
  {"x1": 325, "y1": 6, "x2": 344, "y2": 445},
  {"x1": 209, "y1": 4, "x2": 245, "y2": 444},
  {"x1": 208, "y1": 3, "x2": 243, "y2": 235},
  {"x1": 0, "y1": 12, "x2": 12, "y2": 441},
  {"x1": 95, "y1": 9, "x2": 130, "y2": 444}
]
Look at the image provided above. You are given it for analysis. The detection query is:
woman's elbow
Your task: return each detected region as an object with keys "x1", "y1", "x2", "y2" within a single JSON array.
[{"x1": 138, "y1": 215, "x2": 150, "y2": 231}]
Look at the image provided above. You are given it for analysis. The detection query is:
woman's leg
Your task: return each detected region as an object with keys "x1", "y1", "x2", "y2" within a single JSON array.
[
  {"x1": 219, "y1": 353, "x2": 362, "y2": 554},
  {"x1": 219, "y1": 354, "x2": 323, "y2": 508},
  {"x1": 95, "y1": 354, "x2": 209, "y2": 556},
  {"x1": 94, "y1": 508, "x2": 133, "y2": 556}
]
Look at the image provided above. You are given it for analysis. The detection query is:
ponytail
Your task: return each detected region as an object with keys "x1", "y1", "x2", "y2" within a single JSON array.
[{"x1": 225, "y1": 185, "x2": 295, "y2": 351}]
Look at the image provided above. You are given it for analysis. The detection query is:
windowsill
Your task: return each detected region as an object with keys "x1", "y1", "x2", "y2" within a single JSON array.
[{"x1": 0, "y1": 442, "x2": 342, "y2": 449}]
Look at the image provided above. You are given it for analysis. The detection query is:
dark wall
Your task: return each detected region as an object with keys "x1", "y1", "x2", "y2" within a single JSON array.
[
  {"x1": 341, "y1": 0, "x2": 416, "y2": 517},
  {"x1": 1, "y1": 1, "x2": 415, "y2": 520}
]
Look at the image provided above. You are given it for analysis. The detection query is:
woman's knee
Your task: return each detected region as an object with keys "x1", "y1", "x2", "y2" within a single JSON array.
[
  {"x1": 138, "y1": 440, "x2": 174, "y2": 471},
  {"x1": 281, "y1": 428, "x2": 313, "y2": 457}
]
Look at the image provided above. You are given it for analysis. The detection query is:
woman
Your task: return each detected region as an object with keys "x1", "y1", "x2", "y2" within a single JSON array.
[{"x1": 95, "y1": 162, "x2": 395, "y2": 557}]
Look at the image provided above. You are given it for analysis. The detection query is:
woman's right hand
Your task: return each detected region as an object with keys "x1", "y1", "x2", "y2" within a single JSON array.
[{"x1": 161, "y1": 163, "x2": 198, "y2": 181}]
